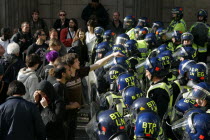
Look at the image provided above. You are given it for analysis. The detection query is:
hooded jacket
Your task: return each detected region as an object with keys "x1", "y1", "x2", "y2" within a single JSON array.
[
  {"x1": 17, "y1": 67, "x2": 38, "y2": 102},
  {"x1": 37, "y1": 80, "x2": 65, "y2": 140}
]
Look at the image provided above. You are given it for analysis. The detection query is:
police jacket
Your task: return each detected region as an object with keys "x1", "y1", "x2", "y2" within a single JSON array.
[
  {"x1": 100, "y1": 92, "x2": 128, "y2": 116},
  {"x1": 167, "y1": 19, "x2": 187, "y2": 33},
  {"x1": 0, "y1": 96, "x2": 46, "y2": 140},
  {"x1": 146, "y1": 78, "x2": 173, "y2": 120},
  {"x1": 126, "y1": 28, "x2": 135, "y2": 40}
]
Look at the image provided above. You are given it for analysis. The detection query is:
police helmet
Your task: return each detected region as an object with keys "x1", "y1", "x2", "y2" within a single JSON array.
[
  {"x1": 178, "y1": 59, "x2": 196, "y2": 77},
  {"x1": 104, "y1": 56, "x2": 130, "y2": 71},
  {"x1": 116, "y1": 72, "x2": 136, "y2": 92},
  {"x1": 135, "y1": 110, "x2": 160, "y2": 139},
  {"x1": 173, "y1": 112, "x2": 210, "y2": 140},
  {"x1": 192, "y1": 82, "x2": 210, "y2": 100},
  {"x1": 197, "y1": 9, "x2": 208, "y2": 22},
  {"x1": 103, "y1": 30, "x2": 116, "y2": 42},
  {"x1": 134, "y1": 27, "x2": 148, "y2": 40},
  {"x1": 172, "y1": 30, "x2": 183, "y2": 42},
  {"x1": 144, "y1": 33, "x2": 157, "y2": 46},
  {"x1": 144, "y1": 57, "x2": 166, "y2": 77},
  {"x1": 123, "y1": 15, "x2": 136, "y2": 30},
  {"x1": 157, "y1": 44, "x2": 170, "y2": 54},
  {"x1": 96, "y1": 110, "x2": 127, "y2": 140},
  {"x1": 171, "y1": 7, "x2": 184, "y2": 19},
  {"x1": 121, "y1": 86, "x2": 143, "y2": 107},
  {"x1": 151, "y1": 21, "x2": 164, "y2": 33},
  {"x1": 130, "y1": 97, "x2": 158, "y2": 122},
  {"x1": 155, "y1": 27, "x2": 167, "y2": 38},
  {"x1": 107, "y1": 64, "x2": 128, "y2": 91},
  {"x1": 181, "y1": 32, "x2": 194, "y2": 44},
  {"x1": 157, "y1": 52, "x2": 173, "y2": 73},
  {"x1": 112, "y1": 44, "x2": 127, "y2": 55},
  {"x1": 95, "y1": 42, "x2": 110, "y2": 61},
  {"x1": 115, "y1": 33, "x2": 130, "y2": 45},
  {"x1": 124, "y1": 40, "x2": 139, "y2": 56},
  {"x1": 175, "y1": 98, "x2": 199, "y2": 115},
  {"x1": 137, "y1": 17, "x2": 150, "y2": 27},
  {"x1": 94, "y1": 26, "x2": 104, "y2": 38},
  {"x1": 189, "y1": 63, "x2": 208, "y2": 82}
]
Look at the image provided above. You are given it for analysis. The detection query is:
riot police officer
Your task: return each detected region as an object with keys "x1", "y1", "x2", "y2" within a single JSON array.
[
  {"x1": 190, "y1": 9, "x2": 210, "y2": 63},
  {"x1": 91, "y1": 26, "x2": 105, "y2": 64},
  {"x1": 167, "y1": 7, "x2": 187, "y2": 33},
  {"x1": 172, "y1": 110, "x2": 210, "y2": 140},
  {"x1": 123, "y1": 15, "x2": 136, "y2": 40},
  {"x1": 191, "y1": 82, "x2": 210, "y2": 112},
  {"x1": 168, "y1": 30, "x2": 183, "y2": 51},
  {"x1": 144, "y1": 57, "x2": 173, "y2": 120},
  {"x1": 103, "y1": 30, "x2": 116, "y2": 47}
]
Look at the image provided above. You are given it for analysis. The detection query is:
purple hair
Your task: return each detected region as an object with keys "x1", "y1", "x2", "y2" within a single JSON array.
[{"x1": 45, "y1": 50, "x2": 59, "y2": 62}]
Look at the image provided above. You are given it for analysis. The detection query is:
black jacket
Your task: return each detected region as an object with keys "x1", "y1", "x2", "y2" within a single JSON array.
[
  {"x1": 147, "y1": 78, "x2": 170, "y2": 120},
  {"x1": 53, "y1": 18, "x2": 70, "y2": 30},
  {"x1": 107, "y1": 20, "x2": 125, "y2": 35},
  {"x1": 0, "y1": 54, "x2": 25, "y2": 84},
  {"x1": 53, "y1": 18, "x2": 70, "y2": 37},
  {"x1": 12, "y1": 28, "x2": 33, "y2": 53},
  {"x1": 81, "y1": 3, "x2": 109, "y2": 28},
  {"x1": 0, "y1": 96, "x2": 46, "y2": 140},
  {"x1": 37, "y1": 80, "x2": 65, "y2": 140}
]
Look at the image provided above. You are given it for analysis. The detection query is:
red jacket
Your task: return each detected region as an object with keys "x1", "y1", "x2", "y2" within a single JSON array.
[{"x1": 60, "y1": 28, "x2": 73, "y2": 47}]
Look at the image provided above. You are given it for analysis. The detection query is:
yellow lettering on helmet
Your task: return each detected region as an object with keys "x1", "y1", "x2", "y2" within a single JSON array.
[
  {"x1": 124, "y1": 76, "x2": 135, "y2": 86},
  {"x1": 142, "y1": 122, "x2": 157, "y2": 134}
]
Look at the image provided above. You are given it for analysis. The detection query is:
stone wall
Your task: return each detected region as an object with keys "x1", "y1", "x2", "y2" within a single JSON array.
[{"x1": 1, "y1": 0, "x2": 210, "y2": 32}]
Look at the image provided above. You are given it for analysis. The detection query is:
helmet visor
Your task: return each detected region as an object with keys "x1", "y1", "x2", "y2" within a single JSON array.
[
  {"x1": 191, "y1": 85, "x2": 210, "y2": 99},
  {"x1": 172, "y1": 116, "x2": 189, "y2": 139},
  {"x1": 135, "y1": 60, "x2": 146, "y2": 69},
  {"x1": 123, "y1": 20, "x2": 133, "y2": 29},
  {"x1": 85, "y1": 114, "x2": 99, "y2": 139},
  {"x1": 165, "y1": 31, "x2": 174, "y2": 40},
  {"x1": 116, "y1": 36, "x2": 128, "y2": 45},
  {"x1": 103, "y1": 57, "x2": 115, "y2": 70},
  {"x1": 172, "y1": 47, "x2": 187, "y2": 59}
]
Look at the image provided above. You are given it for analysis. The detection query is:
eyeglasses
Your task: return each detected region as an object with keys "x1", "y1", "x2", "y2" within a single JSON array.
[
  {"x1": 59, "y1": 14, "x2": 66, "y2": 16},
  {"x1": 41, "y1": 34, "x2": 46, "y2": 36}
]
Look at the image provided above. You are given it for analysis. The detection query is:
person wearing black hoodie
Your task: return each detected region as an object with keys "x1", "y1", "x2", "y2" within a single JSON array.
[{"x1": 34, "y1": 80, "x2": 65, "y2": 140}]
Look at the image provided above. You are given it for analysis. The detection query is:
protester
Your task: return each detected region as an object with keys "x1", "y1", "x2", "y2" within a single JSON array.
[{"x1": 0, "y1": 80, "x2": 45, "y2": 140}]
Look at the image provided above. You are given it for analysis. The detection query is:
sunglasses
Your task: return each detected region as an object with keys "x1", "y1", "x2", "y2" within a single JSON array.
[{"x1": 59, "y1": 14, "x2": 66, "y2": 16}]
